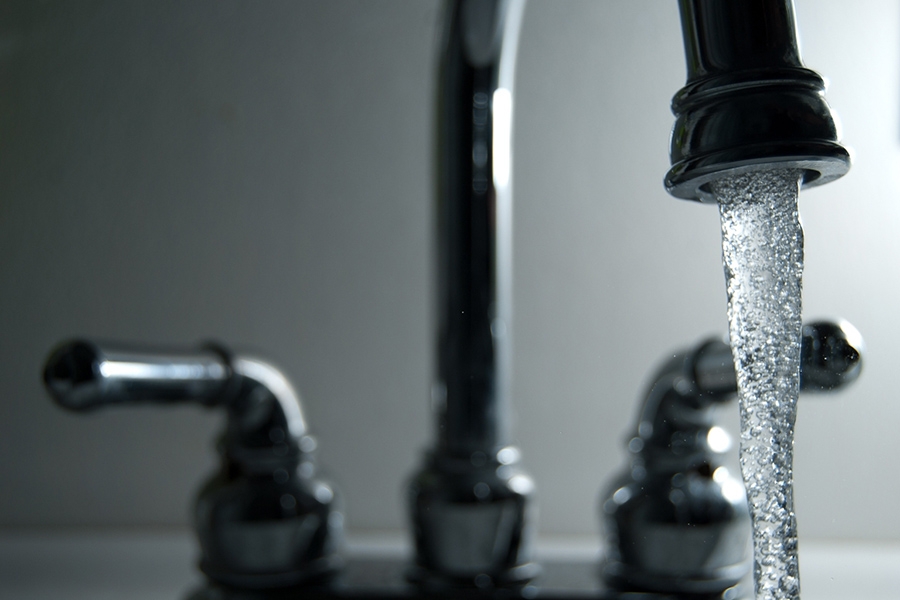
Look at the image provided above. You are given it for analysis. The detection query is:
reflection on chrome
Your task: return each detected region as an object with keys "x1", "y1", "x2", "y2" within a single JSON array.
[
  {"x1": 98, "y1": 360, "x2": 225, "y2": 381},
  {"x1": 715, "y1": 467, "x2": 747, "y2": 505},
  {"x1": 707, "y1": 425, "x2": 732, "y2": 454},
  {"x1": 233, "y1": 356, "x2": 308, "y2": 439},
  {"x1": 491, "y1": 88, "x2": 512, "y2": 188}
]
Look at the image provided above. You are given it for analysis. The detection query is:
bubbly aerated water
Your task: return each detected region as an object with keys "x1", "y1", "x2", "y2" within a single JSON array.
[{"x1": 710, "y1": 169, "x2": 804, "y2": 600}]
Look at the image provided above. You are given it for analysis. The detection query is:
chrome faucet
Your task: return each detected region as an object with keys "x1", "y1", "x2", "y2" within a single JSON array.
[
  {"x1": 36, "y1": 1, "x2": 860, "y2": 596},
  {"x1": 406, "y1": 0, "x2": 538, "y2": 592},
  {"x1": 43, "y1": 339, "x2": 342, "y2": 590},
  {"x1": 600, "y1": 320, "x2": 863, "y2": 597}
]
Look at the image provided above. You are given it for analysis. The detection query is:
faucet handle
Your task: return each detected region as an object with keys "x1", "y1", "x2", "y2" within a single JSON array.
[
  {"x1": 42, "y1": 338, "x2": 342, "y2": 590},
  {"x1": 44, "y1": 339, "x2": 233, "y2": 410},
  {"x1": 799, "y1": 320, "x2": 864, "y2": 392},
  {"x1": 601, "y1": 319, "x2": 864, "y2": 596},
  {"x1": 690, "y1": 319, "x2": 864, "y2": 397}
]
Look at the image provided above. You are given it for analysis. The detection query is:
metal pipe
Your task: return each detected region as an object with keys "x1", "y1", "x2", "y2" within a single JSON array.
[
  {"x1": 435, "y1": 0, "x2": 522, "y2": 457},
  {"x1": 407, "y1": 0, "x2": 537, "y2": 591},
  {"x1": 44, "y1": 340, "x2": 231, "y2": 410}
]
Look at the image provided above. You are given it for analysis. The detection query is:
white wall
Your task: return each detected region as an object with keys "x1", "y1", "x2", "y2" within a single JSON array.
[{"x1": 1, "y1": 0, "x2": 897, "y2": 542}]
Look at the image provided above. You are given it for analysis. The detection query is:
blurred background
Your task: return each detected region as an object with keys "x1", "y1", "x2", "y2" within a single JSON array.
[{"x1": 1, "y1": 0, "x2": 898, "y2": 549}]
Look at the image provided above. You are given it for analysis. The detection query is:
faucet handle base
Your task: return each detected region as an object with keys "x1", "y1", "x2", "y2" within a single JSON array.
[
  {"x1": 407, "y1": 562, "x2": 540, "y2": 595},
  {"x1": 407, "y1": 447, "x2": 538, "y2": 592}
]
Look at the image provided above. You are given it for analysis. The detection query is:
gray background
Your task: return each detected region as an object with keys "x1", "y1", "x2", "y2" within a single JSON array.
[{"x1": 1, "y1": 0, "x2": 898, "y2": 542}]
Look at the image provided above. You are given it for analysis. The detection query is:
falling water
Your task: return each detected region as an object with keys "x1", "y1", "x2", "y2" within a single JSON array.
[{"x1": 710, "y1": 169, "x2": 804, "y2": 600}]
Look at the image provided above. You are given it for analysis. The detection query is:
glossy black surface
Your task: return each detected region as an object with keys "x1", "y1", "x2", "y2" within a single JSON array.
[
  {"x1": 186, "y1": 555, "x2": 742, "y2": 599},
  {"x1": 599, "y1": 320, "x2": 862, "y2": 596},
  {"x1": 799, "y1": 320, "x2": 864, "y2": 392},
  {"x1": 434, "y1": 0, "x2": 519, "y2": 457},
  {"x1": 666, "y1": 0, "x2": 850, "y2": 201},
  {"x1": 43, "y1": 340, "x2": 342, "y2": 589}
]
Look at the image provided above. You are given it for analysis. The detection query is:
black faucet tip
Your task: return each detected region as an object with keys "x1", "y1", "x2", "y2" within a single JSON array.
[{"x1": 667, "y1": 0, "x2": 850, "y2": 202}]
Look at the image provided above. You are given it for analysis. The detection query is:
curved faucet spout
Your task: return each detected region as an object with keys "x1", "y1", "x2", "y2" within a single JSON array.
[
  {"x1": 407, "y1": 1, "x2": 537, "y2": 591},
  {"x1": 435, "y1": 0, "x2": 525, "y2": 458}
]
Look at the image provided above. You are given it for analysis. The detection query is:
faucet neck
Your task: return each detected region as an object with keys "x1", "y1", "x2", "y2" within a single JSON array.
[
  {"x1": 667, "y1": 0, "x2": 850, "y2": 201},
  {"x1": 434, "y1": 0, "x2": 524, "y2": 457},
  {"x1": 678, "y1": 0, "x2": 802, "y2": 84}
]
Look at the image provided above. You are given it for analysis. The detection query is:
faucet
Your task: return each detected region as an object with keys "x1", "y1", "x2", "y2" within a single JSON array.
[
  {"x1": 43, "y1": 339, "x2": 342, "y2": 590},
  {"x1": 600, "y1": 320, "x2": 863, "y2": 597},
  {"x1": 661, "y1": 1, "x2": 853, "y2": 597},
  {"x1": 406, "y1": 0, "x2": 538, "y2": 592},
  {"x1": 35, "y1": 1, "x2": 858, "y2": 596},
  {"x1": 667, "y1": 0, "x2": 850, "y2": 202}
]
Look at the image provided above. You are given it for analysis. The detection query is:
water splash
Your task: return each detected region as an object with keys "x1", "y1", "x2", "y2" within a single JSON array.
[{"x1": 710, "y1": 169, "x2": 804, "y2": 600}]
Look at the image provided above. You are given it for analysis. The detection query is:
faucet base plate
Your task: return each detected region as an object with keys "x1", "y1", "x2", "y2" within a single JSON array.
[
  {"x1": 406, "y1": 560, "x2": 541, "y2": 594},
  {"x1": 199, "y1": 553, "x2": 343, "y2": 590}
]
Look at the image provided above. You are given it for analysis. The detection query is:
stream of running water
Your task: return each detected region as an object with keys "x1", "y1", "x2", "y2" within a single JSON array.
[{"x1": 710, "y1": 169, "x2": 804, "y2": 600}]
